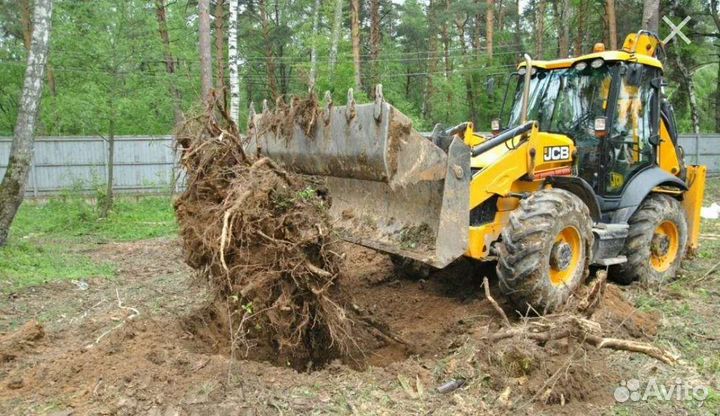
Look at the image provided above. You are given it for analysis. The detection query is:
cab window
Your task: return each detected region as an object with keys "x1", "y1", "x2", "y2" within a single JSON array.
[{"x1": 605, "y1": 63, "x2": 658, "y2": 194}]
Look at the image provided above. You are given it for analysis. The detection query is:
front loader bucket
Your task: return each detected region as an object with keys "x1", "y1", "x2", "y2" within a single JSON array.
[{"x1": 248, "y1": 88, "x2": 470, "y2": 268}]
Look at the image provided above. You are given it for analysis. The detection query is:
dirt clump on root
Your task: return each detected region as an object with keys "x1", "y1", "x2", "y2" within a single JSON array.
[
  {"x1": 175, "y1": 102, "x2": 355, "y2": 370},
  {"x1": 256, "y1": 94, "x2": 321, "y2": 140}
]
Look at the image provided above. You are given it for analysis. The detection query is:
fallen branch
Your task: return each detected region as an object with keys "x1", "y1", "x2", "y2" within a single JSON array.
[
  {"x1": 486, "y1": 312, "x2": 677, "y2": 365},
  {"x1": 697, "y1": 260, "x2": 720, "y2": 282},
  {"x1": 483, "y1": 277, "x2": 511, "y2": 329},
  {"x1": 582, "y1": 333, "x2": 677, "y2": 365}
]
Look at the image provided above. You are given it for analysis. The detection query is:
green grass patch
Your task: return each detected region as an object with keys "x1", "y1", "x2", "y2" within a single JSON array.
[
  {"x1": 10, "y1": 196, "x2": 177, "y2": 242},
  {"x1": 0, "y1": 239, "x2": 115, "y2": 292},
  {"x1": 704, "y1": 176, "x2": 720, "y2": 203},
  {"x1": 0, "y1": 195, "x2": 177, "y2": 293}
]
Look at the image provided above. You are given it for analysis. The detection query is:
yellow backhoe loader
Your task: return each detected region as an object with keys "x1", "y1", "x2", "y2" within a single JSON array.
[{"x1": 247, "y1": 31, "x2": 706, "y2": 313}]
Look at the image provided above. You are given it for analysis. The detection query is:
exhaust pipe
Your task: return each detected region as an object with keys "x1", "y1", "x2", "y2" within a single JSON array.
[{"x1": 520, "y1": 53, "x2": 533, "y2": 124}]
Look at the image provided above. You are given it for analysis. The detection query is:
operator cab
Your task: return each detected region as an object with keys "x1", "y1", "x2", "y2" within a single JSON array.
[{"x1": 498, "y1": 32, "x2": 668, "y2": 198}]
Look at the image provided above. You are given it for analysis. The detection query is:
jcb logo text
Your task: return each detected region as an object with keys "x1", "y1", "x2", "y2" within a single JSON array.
[{"x1": 543, "y1": 146, "x2": 570, "y2": 161}]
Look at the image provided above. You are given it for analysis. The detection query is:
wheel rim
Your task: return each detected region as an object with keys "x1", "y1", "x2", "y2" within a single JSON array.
[
  {"x1": 650, "y1": 220, "x2": 680, "y2": 272},
  {"x1": 549, "y1": 226, "x2": 582, "y2": 286}
]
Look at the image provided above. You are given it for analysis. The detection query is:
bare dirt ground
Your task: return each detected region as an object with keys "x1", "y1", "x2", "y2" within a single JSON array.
[{"x1": 2, "y1": 230, "x2": 716, "y2": 415}]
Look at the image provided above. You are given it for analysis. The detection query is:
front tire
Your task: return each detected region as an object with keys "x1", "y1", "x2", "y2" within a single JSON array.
[
  {"x1": 611, "y1": 194, "x2": 687, "y2": 285},
  {"x1": 496, "y1": 189, "x2": 594, "y2": 314}
]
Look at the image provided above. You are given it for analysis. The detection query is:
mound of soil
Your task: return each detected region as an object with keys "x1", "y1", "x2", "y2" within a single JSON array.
[{"x1": 0, "y1": 320, "x2": 44, "y2": 364}]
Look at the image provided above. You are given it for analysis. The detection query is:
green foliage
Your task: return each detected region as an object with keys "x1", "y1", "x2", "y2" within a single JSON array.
[{"x1": 0, "y1": 0, "x2": 718, "y2": 136}]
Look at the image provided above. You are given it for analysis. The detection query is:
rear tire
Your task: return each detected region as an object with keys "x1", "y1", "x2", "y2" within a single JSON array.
[
  {"x1": 611, "y1": 194, "x2": 687, "y2": 285},
  {"x1": 496, "y1": 189, "x2": 594, "y2": 314}
]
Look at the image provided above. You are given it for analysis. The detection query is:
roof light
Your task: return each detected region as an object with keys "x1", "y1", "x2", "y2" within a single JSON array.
[{"x1": 593, "y1": 43, "x2": 606, "y2": 53}]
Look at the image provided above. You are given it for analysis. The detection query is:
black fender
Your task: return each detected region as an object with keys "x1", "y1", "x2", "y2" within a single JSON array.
[
  {"x1": 544, "y1": 176, "x2": 602, "y2": 221},
  {"x1": 601, "y1": 166, "x2": 687, "y2": 223}
]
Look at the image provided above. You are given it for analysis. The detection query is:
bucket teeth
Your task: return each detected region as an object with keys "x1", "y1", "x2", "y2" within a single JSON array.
[
  {"x1": 373, "y1": 84, "x2": 384, "y2": 121},
  {"x1": 323, "y1": 91, "x2": 333, "y2": 124},
  {"x1": 248, "y1": 101, "x2": 256, "y2": 130},
  {"x1": 275, "y1": 96, "x2": 286, "y2": 113},
  {"x1": 345, "y1": 88, "x2": 356, "y2": 121}
]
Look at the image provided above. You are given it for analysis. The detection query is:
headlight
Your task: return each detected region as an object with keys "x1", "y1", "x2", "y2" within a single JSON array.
[
  {"x1": 518, "y1": 67, "x2": 527, "y2": 75},
  {"x1": 591, "y1": 58, "x2": 605, "y2": 69},
  {"x1": 575, "y1": 61, "x2": 588, "y2": 71}
]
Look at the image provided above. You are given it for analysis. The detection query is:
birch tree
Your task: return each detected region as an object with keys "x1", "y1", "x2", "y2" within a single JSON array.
[
  {"x1": 229, "y1": 0, "x2": 240, "y2": 124},
  {"x1": 641, "y1": 0, "x2": 660, "y2": 32},
  {"x1": 0, "y1": 0, "x2": 53, "y2": 246}
]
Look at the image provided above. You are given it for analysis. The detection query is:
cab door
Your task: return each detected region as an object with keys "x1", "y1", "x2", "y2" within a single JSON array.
[{"x1": 601, "y1": 63, "x2": 660, "y2": 196}]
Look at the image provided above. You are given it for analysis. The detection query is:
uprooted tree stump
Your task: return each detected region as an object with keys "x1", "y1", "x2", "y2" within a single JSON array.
[{"x1": 174, "y1": 100, "x2": 356, "y2": 370}]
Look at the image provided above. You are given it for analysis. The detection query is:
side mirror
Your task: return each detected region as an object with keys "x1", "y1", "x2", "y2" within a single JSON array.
[{"x1": 594, "y1": 116, "x2": 608, "y2": 138}]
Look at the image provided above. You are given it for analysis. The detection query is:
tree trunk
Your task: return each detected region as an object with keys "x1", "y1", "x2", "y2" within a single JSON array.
[
  {"x1": 198, "y1": 0, "x2": 213, "y2": 102},
  {"x1": 214, "y1": 0, "x2": 226, "y2": 106},
  {"x1": 472, "y1": 0, "x2": 481, "y2": 59},
  {"x1": 558, "y1": 0, "x2": 570, "y2": 57},
  {"x1": 328, "y1": 0, "x2": 343, "y2": 82},
  {"x1": 574, "y1": 0, "x2": 586, "y2": 55},
  {"x1": 309, "y1": 0, "x2": 321, "y2": 90},
  {"x1": 486, "y1": 0, "x2": 494, "y2": 61},
  {"x1": 641, "y1": 0, "x2": 660, "y2": 33},
  {"x1": 674, "y1": 56, "x2": 701, "y2": 136},
  {"x1": 155, "y1": 0, "x2": 184, "y2": 129},
  {"x1": 259, "y1": 0, "x2": 279, "y2": 99},
  {"x1": 455, "y1": 16, "x2": 477, "y2": 123},
  {"x1": 22, "y1": 0, "x2": 56, "y2": 120},
  {"x1": 497, "y1": 0, "x2": 505, "y2": 36},
  {"x1": 350, "y1": 0, "x2": 362, "y2": 92},
  {"x1": 228, "y1": 0, "x2": 240, "y2": 124},
  {"x1": 274, "y1": 1, "x2": 289, "y2": 97},
  {"x1": 20, "y1": 0, "x2": 32, "y2": 49},
  {"x1": 100, "y1": 97, "x2": 116, "y2": 219},
  {"x1": 442, "y1": 0, "x2": 451, "y2": 77},
  {"x1": 716, "y1": 59, "x2": 720, "y2": 132},
  {"x1": 0, "y1": 0, "x2": 53, "y2": 246},
  {"x1": 710, "y1": 0, "x2": 720, "y2": 132},
  {"x1": 514, "y1": 0, "x2": 522, "y2": 52},
  {"x1": 422, "y1": 0, "x2": 437, "y2": 120},
  {"x1": 606, "y1": 0, "x2": 618, "y2": 49},
  {"x1": 370, "y1": 0, "x2": 381, "y2": 94},
  {"x1": 534, "y1": 0, "x2": 546, "y2": 58}
]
